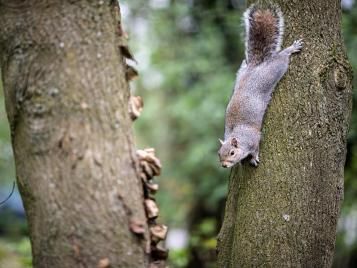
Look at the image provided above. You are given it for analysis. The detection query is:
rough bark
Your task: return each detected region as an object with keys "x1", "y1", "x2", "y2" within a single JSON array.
[
  {"x1": 0, "y1": 1, "x2": 149, "y2": 267},
  {"x1": 217, "y1": 0, "x2": 353, "y2": 267}
]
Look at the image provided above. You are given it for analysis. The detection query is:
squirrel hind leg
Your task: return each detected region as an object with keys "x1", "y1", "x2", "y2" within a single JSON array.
[{"x1": 281, "y1": 39, "x2": 304, "y2": 55}]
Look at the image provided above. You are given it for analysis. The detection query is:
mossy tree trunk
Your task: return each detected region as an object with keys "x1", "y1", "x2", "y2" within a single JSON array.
[
  {"x1": 217, "y1": 0, "x2": 353, "y2": 267},
  {"x1": 0, "y1": 1, "x2": 149, "y2": 267}
]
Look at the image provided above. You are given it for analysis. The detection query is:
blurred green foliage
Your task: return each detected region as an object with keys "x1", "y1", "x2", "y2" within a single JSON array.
[
  {"x1": 333, "y1": 3, "x2": 357, "y2": 267},
  {"x1": 0, "y1": 239, "x2": 32, "y2": 268},
  {"x1": 0, "y1": 72, "x2": 16, "y2": 186},
  {"x1": 0, "y1": 0, "x2": 356, "y2": 267},
  {"x1": 343, "y1": 3, "x2": 357, "y2": 208},
  {"x1": 130, "y1": 0, "x2": 236, "y2": 227}
]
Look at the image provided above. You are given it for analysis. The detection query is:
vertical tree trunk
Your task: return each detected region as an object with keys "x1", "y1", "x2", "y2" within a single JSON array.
[
  {"x1": 0, "y1": 1, "x2": 149, "y2": 267},
  {"x1": 217, "y1": 0, "x2": 353, "y2": 267}
]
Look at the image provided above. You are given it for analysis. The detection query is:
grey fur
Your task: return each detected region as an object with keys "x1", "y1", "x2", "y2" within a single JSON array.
[{"x1": 218, "y1": 6, "x2": 303, "y2": 168}]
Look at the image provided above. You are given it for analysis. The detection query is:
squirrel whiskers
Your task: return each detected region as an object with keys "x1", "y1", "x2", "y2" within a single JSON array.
[{"x1": 218, "y1": 4, "x2": 303, "y2": 168}]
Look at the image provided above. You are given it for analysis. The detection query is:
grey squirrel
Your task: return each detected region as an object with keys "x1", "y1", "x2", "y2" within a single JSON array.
[{"x1": 218, "y1": 4, "x2": 303, "y2": 168}]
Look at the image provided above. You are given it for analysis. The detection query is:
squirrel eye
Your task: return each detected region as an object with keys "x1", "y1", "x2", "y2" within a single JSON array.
[{"x1": 230, "y1": 151, "x2": 235, "y2": 156}]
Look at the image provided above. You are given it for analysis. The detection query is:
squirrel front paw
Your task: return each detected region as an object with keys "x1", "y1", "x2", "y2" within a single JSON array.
[{"x1": 249, "y1": 155, "x2": 260, "y2": 167}]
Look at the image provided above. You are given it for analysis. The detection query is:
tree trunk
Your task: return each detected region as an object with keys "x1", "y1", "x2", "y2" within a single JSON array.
[
  {"x1": 0, "y1": 1, "x2": 149, "y2": 267},
  {"x1": 217, "y1": 0, "x2": 353, "y2": 267}
]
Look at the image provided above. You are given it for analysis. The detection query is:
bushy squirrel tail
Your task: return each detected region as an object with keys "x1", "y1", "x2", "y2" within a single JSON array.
[{"x1": 243, "y1": 4, "x2": 284, "y2": 65}]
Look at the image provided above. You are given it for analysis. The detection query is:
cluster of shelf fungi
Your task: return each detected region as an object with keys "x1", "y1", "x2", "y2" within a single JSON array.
[
  {"x1": 115, "y1": 3, "x2": 169, "y2": 267},
  {"x1": 135, "y1": 148, "x2": 168, "y2": 268},
  {"x1": 129, "y1": 76, "x2": 169, "y2": 268}
]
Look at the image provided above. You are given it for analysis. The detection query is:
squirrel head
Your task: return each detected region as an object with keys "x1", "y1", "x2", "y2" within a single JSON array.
[{"x1": 218, "y1": 137, "x2": 247, "y2": 168}]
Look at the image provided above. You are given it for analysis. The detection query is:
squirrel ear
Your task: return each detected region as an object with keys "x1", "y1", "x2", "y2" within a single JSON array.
[
  {"x1": 231, "y1": 138, "x2": 238, "y2": 148},
  {"x1": 219, "y1": 139, "x2": 225, "y2": 145}
]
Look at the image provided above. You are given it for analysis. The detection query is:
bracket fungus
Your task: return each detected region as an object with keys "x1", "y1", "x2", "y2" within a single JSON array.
[
  {"x1": 129, "y1": 96, "x2": 144, "y2": 121},
  {"x1": 150, "y1": 224, "x2": 168, "y2": 244},
  {"x1": 144, "y1": 199, "x2": 160, "y2": 220}
]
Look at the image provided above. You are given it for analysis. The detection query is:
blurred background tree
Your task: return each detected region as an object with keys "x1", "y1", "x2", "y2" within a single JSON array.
[{"x1": 0, "y1": 0, "x2": 356, "y2": 267}]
